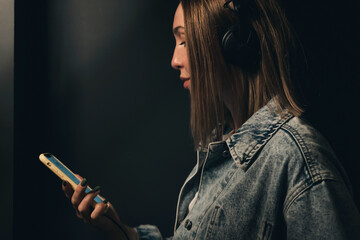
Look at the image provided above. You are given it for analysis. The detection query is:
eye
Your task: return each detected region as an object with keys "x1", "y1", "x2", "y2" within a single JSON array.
[{"x1": 179, "y1": 41, "x2": 186, "y2": 46}]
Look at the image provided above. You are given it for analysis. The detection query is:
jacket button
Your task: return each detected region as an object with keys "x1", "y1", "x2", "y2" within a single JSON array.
[
  {"x1": 184, "y1": 219, "x2": 192, "y2": 230},
  {"x1": 222, "y1": 150, "x2": 230, "y2": 158}
]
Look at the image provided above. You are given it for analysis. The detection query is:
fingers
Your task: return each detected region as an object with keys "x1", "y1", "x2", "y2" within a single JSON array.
[
  {"x1": 71, "y1": 178, "x2": 88, "y2": 209},
  {"x1": 62, "y1": 174, "x2": 83, "y2": 199},
  {"x1": 90, "y1": 200, "x2": 109, "y2": 222},
  {"x1": 77, "y1": 186, "x2": 101, "y2": 222},
  {"x1": 62, "y1": 180, "x2": 74, "y2": 199},
  {"x1": 61, "y1": 175, "x2": 108, "y2": 225}
]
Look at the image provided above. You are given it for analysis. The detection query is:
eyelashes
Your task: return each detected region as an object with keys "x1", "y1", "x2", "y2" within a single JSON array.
[{"x1": 179, "y1": 41, "x2": 186, "y2": 46}]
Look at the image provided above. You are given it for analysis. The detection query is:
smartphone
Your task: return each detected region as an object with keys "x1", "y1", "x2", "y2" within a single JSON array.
[{"x1": 39, "y1": 153, "x2": 105, "y2": 205}]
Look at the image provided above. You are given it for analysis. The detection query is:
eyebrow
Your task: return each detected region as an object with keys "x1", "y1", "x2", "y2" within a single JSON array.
[{"x1": 173, "y1": 26, "x2": 185, "y2": 36}]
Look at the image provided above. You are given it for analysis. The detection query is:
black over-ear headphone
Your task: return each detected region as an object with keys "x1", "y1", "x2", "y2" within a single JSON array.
[{"x1": 221, "y1": 0, "x2": 261, "y2": 72}]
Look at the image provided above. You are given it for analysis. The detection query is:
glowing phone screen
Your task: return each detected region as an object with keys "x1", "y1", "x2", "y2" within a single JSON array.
[{"x1": 45, "y1": 153, "x2": 103, "y2": 204}]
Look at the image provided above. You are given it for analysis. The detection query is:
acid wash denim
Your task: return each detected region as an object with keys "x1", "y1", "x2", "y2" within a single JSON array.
[{"x1": 134, "y1": 100, "x2": 360, "y2": 240}]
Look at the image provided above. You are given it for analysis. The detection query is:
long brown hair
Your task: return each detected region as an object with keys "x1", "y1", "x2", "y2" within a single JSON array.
[{"x1": 180, "y1": 0, "x2": 303, "y2": 149}]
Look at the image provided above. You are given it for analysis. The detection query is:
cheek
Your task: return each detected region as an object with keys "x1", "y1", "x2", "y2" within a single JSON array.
[{"x1": 183, "y1": 54, "x2": 191, "y2": 73}]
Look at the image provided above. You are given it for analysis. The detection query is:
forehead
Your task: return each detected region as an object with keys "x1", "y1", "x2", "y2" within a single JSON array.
[{"x1": 173, "y1": 3, "x2": 184, "y2": 29}]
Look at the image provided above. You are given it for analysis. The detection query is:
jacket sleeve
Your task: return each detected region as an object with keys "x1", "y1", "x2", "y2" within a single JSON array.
[
  {"x1": 285, "y1": 179, "x2": 360, "y2": 240},
  {"x1": 134, "y1": 224, "x2": 173, "y2": 240}
]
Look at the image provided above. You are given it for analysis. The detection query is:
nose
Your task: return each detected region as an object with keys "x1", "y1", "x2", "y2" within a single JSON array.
[{"x1": 171, "y1": 47, "x2": 183, "y2": 70}]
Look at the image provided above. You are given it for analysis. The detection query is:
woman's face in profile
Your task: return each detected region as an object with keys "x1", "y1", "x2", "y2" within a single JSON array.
[{"x1": 171, "y1": 4, "x2": 191, "y2": 90}]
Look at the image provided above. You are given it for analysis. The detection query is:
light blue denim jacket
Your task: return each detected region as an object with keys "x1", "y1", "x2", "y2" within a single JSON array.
[{"x1": 135, "y1": 100, "x2": 360, "y2": 239}]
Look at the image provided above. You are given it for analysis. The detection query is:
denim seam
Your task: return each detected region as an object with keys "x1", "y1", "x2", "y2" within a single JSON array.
[
  {"x1": 203, "y1": 205, "x2": 221, "y2": 239},
  {"x1": 283, "y1": 179, "x2": 340, "y2": 215},
  {"x1": 259, "y1": 220, "x2": 274, "y2": 240},
  {"x1": 279, "y1": 124, "x2": 318, "y2": 212},
  {"x1": 242, "y1": 113, "x2": 294, "y2": 169},
  {"x1": 226, "y1": 140, "x2": 241, "y2": 166},
  {"x1": 193, "y1": 164, "x2": 240, "y2": 240},
  {"x1": 174, "y1": 151, "x2": 202, "y2": 233},
  {"x1": 283, "y1": 181, "x2": 312, "y2": 214},
  {"x1": 281, "y1": 123, "x2": 320, "y2": 182},
  {"x1": 280, "y1": 123, "x2": 341, "y2": 213}
]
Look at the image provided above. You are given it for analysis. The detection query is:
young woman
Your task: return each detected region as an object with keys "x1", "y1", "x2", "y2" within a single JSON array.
[{"x1": 62, "y1": 0, "x2": 360, "y2": 239}]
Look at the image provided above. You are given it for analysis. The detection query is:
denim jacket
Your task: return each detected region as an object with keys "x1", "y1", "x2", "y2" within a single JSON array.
[{"x1": 135, "y1": 100, "x2": 360, "y2": 239}]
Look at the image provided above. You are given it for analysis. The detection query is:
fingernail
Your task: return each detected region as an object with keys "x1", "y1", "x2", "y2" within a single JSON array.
[
  {"x1": 62, "y1": 180, "x2": 67, "y2": 186},
  {"x1": 80, "y1": 178, "x2": 87, "y2": 187},
  {"x1": 92, "y1": 185, "x2": 101, "y2": 192}
]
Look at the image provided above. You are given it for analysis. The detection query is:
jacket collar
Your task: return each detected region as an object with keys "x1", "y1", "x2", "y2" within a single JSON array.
[{"x1": 225, "y1": 99, "x2": 294, "y2": 168}]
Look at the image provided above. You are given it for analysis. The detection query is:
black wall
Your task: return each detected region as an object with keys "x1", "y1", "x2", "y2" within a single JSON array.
[
  {"x1": 283, "y1": 0, "x2": 360, "y2": 205},
  {"x1": 14, "y1": 0, "x2": 191, "y2": 239},
  {"x1": 11, "y1": 0, "x2": 360, "y2": 239},
  {"x1": 0, "y1": 0, "x2": 13, "y2": 239}
]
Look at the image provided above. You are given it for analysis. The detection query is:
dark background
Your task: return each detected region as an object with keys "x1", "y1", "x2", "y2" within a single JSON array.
[
  {"x1": 0, "y1": 0, "x2": 13, "y2": 240},
  {"x1": 0, "y1": 0, "x2": 359, "y2": 239}
]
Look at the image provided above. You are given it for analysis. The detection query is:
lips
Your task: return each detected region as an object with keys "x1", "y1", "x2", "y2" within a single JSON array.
[
  {"x1": 180, "y1": 77, "x2": 190, "y2": 89},
  {"x1": 180, "y1": 77, "x2": 190, "y2": 81},
  {"x1": 183, "y1": 80, "x2": 190, "y2": 89}
]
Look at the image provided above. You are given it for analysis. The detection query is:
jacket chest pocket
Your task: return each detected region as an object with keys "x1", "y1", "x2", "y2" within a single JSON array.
[
  {"x1": 203, "y1": 205, "x2": 222, "y2": 240},
  {"x1": 259, "y1": 221, "x2": 273, "y2": 240},
  {"x1": 198, "y1": 206, "x2": 275, "y2": 240}
]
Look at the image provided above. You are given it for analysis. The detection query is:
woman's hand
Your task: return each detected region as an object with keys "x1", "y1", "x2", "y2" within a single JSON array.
[{"x1": 62, "y1": 174, "x2": 138, "y2": 240}]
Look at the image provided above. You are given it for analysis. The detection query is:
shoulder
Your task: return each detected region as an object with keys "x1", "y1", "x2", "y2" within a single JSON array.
[
  {"x1": 263, "y1": 115, "x2": 353, "y2": 210},
  {"x1": 228, "y1": 109, "x2": 348, "y2": 186},
  {"x1": 278, "y1": 116, "x2": 348, "y2": 183},
  {"x1": 227, "y1": 101, "x2": 352, "y2": 203}
]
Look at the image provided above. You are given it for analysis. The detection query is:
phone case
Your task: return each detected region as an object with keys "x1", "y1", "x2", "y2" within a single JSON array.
[{"x1": 39, "y1": 153, "x2": 105, "y2": 205}]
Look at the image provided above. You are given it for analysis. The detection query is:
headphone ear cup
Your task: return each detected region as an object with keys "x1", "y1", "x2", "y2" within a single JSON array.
[{"x1": 221, "y1": 24, "x2": 260, "y2": 71}]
